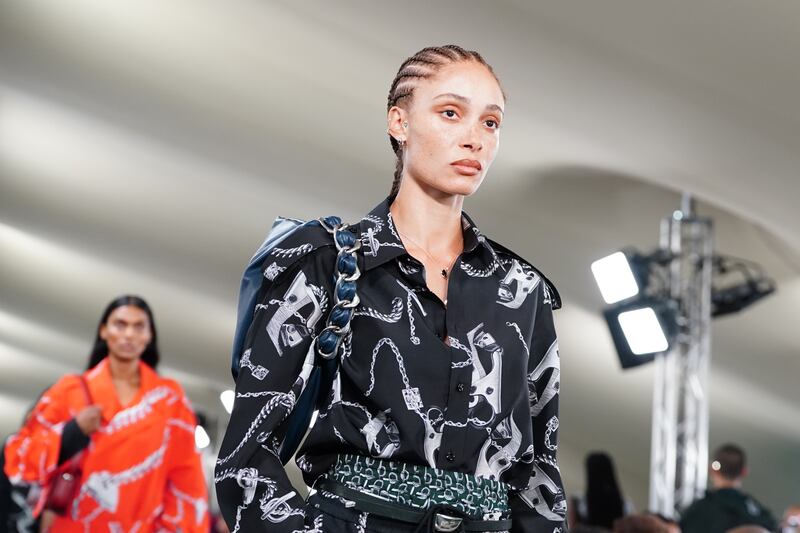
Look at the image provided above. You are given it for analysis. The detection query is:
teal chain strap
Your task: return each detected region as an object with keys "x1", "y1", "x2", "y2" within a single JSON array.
[{"x1": 315, "y1": 216, "x2": 361, "y2": 359}]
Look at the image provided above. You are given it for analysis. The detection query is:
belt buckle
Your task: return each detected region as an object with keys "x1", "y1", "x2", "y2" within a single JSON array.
[{"x1": 434, "y1": 513, "x2": 463, "y2": 532}]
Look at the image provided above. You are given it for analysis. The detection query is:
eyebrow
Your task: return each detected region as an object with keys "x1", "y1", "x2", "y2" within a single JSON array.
[
  {"x1": 433, "y1": 93, "x2": 504, "y2": 116},
  {"x1": 113, "y1": 318, "x2": 147, "y2": 326}
]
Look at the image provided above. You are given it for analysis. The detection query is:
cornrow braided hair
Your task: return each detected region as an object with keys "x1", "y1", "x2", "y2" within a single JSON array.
[{"x1": 386, "y1": 45, "x2": 505, "y2": 203}]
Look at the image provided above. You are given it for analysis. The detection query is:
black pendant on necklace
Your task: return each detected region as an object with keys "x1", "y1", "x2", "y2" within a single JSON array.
[{"x1": 441, "y1": 269, "x2": 448, "y2": 278}]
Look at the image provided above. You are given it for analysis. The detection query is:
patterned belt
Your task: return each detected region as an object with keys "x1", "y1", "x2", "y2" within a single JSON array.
[{"x1": 325, "y1": 454, "x2": 510, "y2": 522}]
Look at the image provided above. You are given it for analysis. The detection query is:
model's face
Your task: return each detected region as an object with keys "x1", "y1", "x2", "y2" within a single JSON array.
[
  {"x1": 391, "y1": 61, "x2": 505, "y2": 198},
  {"x1": 100, "y1": 305, "x2": 152, "y2": 363}
]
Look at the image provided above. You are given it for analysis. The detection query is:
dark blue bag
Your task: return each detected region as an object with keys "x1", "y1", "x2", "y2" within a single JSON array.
[{"x1": 230, "y1": 216, "x2": 361, "y2": 464}]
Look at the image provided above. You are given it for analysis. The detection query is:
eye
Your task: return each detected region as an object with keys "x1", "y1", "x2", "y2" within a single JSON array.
[
  {"x1": 441, "y1": 109, "x2": 458, "y2": 119},
  {"x1": 485, "y1": 119, "x2": 500, "y2": 130}
]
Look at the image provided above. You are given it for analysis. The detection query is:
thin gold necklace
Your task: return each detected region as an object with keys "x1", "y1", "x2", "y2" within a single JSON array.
[{"x1": 397, "y1": 229, "x2": 460, "y2": 279}]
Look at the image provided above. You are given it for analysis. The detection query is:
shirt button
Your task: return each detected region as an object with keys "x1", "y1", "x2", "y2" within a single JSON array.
[
  {"x1": 445, "y1": 451, "x2": 455, "y2": 462},
  {"x1": 456, "y1": 383, "x2": 465, "y2": 393}
]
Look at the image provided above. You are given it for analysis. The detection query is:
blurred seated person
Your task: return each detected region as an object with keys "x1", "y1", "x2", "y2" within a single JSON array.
[
  {"x1": 571, "y1": 525, "x2": 612, "y2": 533},
  {"x1": 570, "y1": 452, "x2": 634, "y2": 530},
  {"x1": 781, "y1": 504, "x2": 800, "y2": 533},
  {"x1": 680, "y1": 443, "x2": 776, "y2": 533},
  {"x1": 613, "y1": 513, "x2": 680, "y2": 533}
]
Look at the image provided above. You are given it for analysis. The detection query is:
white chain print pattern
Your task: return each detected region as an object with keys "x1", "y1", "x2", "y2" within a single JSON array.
[
  {"x1": 365, "y1": 338, "x2": 415, "y2": 396},
  {"x1": 385, "y1": 212, "x2": 402, "y2": 240},
  {"x1": 544, "y1": 416, "x2": 559, "y2": 451},
  {"x1": 100, "y1": 387, "x2": 175, "y2": 435},
  {"x1": 168, "y1": 483, "x2": 208, "y2": 525},
  {"x1": 236, "y1": 390, "x2": 285, "y2": 399},
  {"x1": 362, "y1": 215, "x2": 384, "y2": 234},
  {"x1": 270, "y1": 244, "x2": 313, "y2": 258},
  {"x1": 395, "y1": 279, "x2": 425, "y2": 345},
  {"x1": 216, "y1": 392, "x2": 295, "y2": 466},
  {"x1": 506, "y1": 321, "x2": 530, "y2": 356},
  {"x1": 460, "y1": 257, "x2": 502, "y2": 278},
  {"x1": 239, "y1": 349, "x2": 269, "y2": 381},
  {"x1": 74, "y1": 425, "x2": 182, "y2": 526},
  {"x1": 354, "y1": 297, "x2": 404, "y2": 322}
]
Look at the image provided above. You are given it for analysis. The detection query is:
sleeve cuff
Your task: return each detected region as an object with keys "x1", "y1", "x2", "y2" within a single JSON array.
[{"x1": 58, "y1": 418, "x2": 90, "y2": 464}]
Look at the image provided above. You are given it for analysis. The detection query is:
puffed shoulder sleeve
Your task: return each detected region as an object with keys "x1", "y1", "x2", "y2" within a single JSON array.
[
  {"x1": 4, "y1": 376, "x2": 80, "y2": 486},
  {"x1": 215, "y1": 240, "x2": 336, "y2": 533}
]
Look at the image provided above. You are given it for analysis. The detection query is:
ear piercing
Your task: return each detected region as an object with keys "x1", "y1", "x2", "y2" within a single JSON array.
[{"x1": 388, "y1": 121, "x2": 408, "y2": 147}]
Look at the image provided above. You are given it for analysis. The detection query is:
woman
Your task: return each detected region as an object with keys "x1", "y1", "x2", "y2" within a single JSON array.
[
  {"x1": 216, "y1": 45, "x2": 566, "y2": 532},
  {"x1": 4, "y1": 295, "x2": 209, "y2": 532},
  {"x1": 570, "y1": 452, "x2": 630, "y2": 530}
]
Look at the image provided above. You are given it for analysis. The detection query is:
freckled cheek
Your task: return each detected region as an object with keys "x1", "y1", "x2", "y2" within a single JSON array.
[
  {"x1": 485, "y1": 136, "x2": 500, "y2": 161},
  {"x1": 425, "y1": 121, "x2": 454, "y2": 146},
  {"x1": 414, "y1": 127, "x2": 450, "y2": 163}
]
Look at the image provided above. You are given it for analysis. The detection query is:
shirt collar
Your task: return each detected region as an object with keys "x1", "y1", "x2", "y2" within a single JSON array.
[
  {"x1": 358, "y1": 197, "x2": 489, "y2": 272},
  {"x1": 87, "y1": 357, "x2": 158, "y2": 419}
]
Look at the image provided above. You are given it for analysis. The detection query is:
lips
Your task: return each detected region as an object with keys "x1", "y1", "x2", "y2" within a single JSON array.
[
  {"x1": 451, "y1": 159, "x2": 482, "y2": 176},
  {"x1": 451, "y1": 159, "x2": 482, "y2": 170}
]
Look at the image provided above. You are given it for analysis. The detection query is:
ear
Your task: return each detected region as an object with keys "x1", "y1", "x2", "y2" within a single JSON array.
[
  {"x1": 387, "y1": 105, "x2": 408, "y2": 143},
  {"x1": 99, "y1": 324, "x2": 108, "y2": 341}
]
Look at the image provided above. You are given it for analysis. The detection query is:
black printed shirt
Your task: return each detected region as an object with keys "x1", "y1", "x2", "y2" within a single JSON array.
[{"x1": 215, "y1": 198, "x2": 566, "y2": 532}]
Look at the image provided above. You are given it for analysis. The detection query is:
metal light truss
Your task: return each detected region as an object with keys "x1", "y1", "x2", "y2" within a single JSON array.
[{"x1": 649, "y1": 194, "x2": 714, "y2": 518}]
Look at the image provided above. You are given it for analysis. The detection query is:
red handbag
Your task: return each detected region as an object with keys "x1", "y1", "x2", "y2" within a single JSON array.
[{"x1": 42, "y1": 375, "x2": 93, "y2": 516}]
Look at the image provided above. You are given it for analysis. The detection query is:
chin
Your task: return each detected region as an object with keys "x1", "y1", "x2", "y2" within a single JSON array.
[
  {"x1": 112, "y1": 352, "x2": 142, "y2": 362},
  {"x1": 411, "y1": 167, "x2": 484, "y2": 197},
  {"x1": 448, "y1": 177, "x2": 483, "y2": 197}
]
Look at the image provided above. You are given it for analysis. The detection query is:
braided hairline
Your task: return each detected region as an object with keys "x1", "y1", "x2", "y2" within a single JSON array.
[
  {"x1": 387, "y1": 45, "x2": 503, "y2": 201},
  {"x1": 387, "y1": 46, "x2": 485, "y2": 108}
]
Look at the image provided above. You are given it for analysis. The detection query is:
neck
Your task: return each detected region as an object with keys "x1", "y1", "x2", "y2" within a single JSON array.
[
  {"x1": 390, "y1": 177, "x2": 464, "y2": 254},
  {"x1": 108, "y1": 355, "x2": 141, "y2": 383},
  {"x1": 713, "y1": 478, "x2": 742, "y2": 490}
]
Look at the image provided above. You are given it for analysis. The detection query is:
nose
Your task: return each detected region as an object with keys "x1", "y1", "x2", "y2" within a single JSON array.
[{"x1": 460, "y1": 124, "x2": 483, "y2": 152}]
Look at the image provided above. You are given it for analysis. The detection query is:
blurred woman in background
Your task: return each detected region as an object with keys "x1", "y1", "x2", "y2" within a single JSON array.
[
  {"x1": 3, "y1": 295, "x2": 209, "y2": 532},
  {"x1": 570, "y1": 452, "x2": 632, "y2": 530}
]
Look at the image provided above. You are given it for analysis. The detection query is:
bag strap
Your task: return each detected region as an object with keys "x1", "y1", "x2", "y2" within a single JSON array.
[
  {"x1": 276, "y1": 217, "x2": 361, "y2": 465},
  {"x1": 314, "y1": 216, "x2": 362, "y2": 360},
  {"x1": 52, "y1": 376, "x2": 93, "y2": 471},
  {"x1": 77, "y1": 375, "x2": 93, "y2": 406}
]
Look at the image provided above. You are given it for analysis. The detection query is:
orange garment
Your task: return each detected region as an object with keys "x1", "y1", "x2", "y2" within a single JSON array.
[{"x1": 3, "y1": 358, "x2": 209, "y2": 532}]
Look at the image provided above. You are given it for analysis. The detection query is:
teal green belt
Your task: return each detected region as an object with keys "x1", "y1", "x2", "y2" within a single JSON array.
[{"x1": 325, "y1": 454, "x2": 510, "y2": 521}]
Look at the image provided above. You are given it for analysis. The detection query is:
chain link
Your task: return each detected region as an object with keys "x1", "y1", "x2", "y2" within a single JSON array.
[
  {"x1": 365, "y1": 338, "x2": 413, "y2": 395},
  {"x1": 505, "y1": 321, "x2": 530, "y2": 356},
  {"x1": 315, "y1": 219, "x2": 361, "y2": 360}
]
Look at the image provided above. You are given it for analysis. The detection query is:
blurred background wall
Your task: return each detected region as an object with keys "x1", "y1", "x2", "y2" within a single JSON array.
[{"x1": 1, "y1": 0, "x2": 799, "y2": 515}]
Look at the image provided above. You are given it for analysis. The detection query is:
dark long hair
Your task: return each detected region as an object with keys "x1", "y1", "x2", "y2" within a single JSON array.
[
  {"x1": 585, "y1": 452, "x2": 625, "y2": 528},
  {"x1": 86, "y1": 295, "x2": 160, "y2": 370}
]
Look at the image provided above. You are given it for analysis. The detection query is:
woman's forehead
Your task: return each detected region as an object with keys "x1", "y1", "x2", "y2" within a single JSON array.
[
  {"x1": 414, "y1": 62, "x2": 505, "y2": 108},
  {"x1": 108, "y1": 305, "x2": 149, "y2": 322}
]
